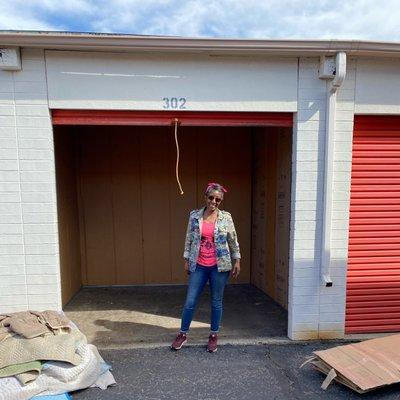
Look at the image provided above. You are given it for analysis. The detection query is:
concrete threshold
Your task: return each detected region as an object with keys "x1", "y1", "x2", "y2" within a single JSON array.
[
  {"x1": 94, "y1": 335, "x2": 366, "y2": 350},
  {"x1": 94, "y1": 336, "x2": 291, "y2": 350},
  {"x1": 344, "y1": 332, "x2": 399, "y2": 341}
]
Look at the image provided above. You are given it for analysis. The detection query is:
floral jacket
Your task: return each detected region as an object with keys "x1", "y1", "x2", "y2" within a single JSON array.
[{"x1": 183, "y1": 207, "x2": 241, "y2": 273}]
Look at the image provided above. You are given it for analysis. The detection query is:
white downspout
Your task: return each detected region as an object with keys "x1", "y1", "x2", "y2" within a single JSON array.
[{"x1": 321, "y1": 52, "x2": 347, "y2": 286}]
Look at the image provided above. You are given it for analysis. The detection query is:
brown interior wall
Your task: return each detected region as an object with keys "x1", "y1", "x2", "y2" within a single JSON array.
[
  {"x1": 76, "y1": 126, "x2": 251, "y2": 286},
  {"x1": 251, "y1": 127, "x2": 291, "y2": 309},
  {"x1": 54, "y1": 127, "x2": 82, "y2": 306}
]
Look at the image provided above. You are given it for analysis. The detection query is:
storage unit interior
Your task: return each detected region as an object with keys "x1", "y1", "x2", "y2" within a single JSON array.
[{"x1": 54, "y1": 123, "x2": 292, "y2": 343}]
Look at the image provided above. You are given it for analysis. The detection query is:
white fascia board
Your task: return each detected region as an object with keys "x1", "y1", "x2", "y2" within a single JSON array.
[{"x1": 1, "y1": 31, "x2": 400, "y2": 57}]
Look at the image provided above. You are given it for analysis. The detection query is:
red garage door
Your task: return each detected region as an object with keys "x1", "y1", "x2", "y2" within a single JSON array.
[{"x1": 346, "y1": 116, "x2": 400, "y2": 334}]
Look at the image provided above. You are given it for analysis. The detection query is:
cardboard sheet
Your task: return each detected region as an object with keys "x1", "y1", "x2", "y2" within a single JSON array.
[{"x1": 310, "y1": 334, "x2": 400, "y2": 393}]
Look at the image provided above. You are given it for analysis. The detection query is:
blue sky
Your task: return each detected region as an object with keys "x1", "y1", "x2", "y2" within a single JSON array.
[{"x1": 1, "y1": 0, "x2": 400, "y2": 41}]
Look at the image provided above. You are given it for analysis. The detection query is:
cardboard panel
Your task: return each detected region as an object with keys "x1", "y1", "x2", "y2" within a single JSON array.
[
  {"x1": 251, "y1": 130, "x2": 267, "y2": 292},
  {"x1": 275, "y1": 128, "x2": 292, "y2": 309},
  {"x1": 251, "y1": 129, "x2": 275, "y2": 295},
  {"x1": 251, "y1": 127, "x2": 291, "y2": 307},
  {"x1": 265, "y1": 130, "x2": 278, "y2": 296},
  {"x1": 54, "y1": 127, "x2": 82, "y2": 305},
  {"x1": 312, "y1": 335, "x2": 400, "y2": 393}
]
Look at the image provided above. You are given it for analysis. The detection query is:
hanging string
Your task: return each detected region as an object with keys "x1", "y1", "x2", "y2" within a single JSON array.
[{"x1": 174, "y1": 118, "x2": 184, "y2": 195}]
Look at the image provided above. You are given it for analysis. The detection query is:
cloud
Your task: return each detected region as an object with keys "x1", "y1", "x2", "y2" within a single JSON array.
[{"x1": 0, "y1": 0, "x2": 400, "y2": 41}]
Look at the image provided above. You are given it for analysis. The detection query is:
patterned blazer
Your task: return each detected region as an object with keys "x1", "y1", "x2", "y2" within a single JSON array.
[{"x1": 183, "y1": 207, "x2": 241, "y2": 273}]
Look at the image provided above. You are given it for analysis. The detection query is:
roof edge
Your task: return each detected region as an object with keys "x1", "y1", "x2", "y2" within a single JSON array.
[{"x1": 1, "y1": 31, "x2": 400, "y2": 57}]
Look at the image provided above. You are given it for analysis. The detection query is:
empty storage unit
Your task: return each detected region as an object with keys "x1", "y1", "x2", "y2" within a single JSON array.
[{"x1": 52, "y1": 111, "x2": 292, "y2": 312}]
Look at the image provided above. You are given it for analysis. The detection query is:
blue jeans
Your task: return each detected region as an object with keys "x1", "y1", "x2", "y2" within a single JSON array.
[{"x1": 180, "y1": 264, "x2": 230, "y2": 333}]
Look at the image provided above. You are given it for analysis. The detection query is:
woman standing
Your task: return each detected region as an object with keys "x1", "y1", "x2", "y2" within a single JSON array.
[{"x1": 171, "y1": 182, "x2": 241, "y2": 353}]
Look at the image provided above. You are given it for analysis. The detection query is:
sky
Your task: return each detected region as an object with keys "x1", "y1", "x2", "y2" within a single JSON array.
[{"x1": 0, "y1": 0, "x2": 400, "y2": 41}]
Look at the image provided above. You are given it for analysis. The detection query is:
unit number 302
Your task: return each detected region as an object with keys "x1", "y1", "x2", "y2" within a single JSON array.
[{"x1": 162, "y1": 97, "x2": 187, "y2": 109}]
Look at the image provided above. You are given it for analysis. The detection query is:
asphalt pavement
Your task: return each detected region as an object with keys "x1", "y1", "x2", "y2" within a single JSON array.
[{"x1": 72, "y1": 342, "x2": 400, "y2": 400}]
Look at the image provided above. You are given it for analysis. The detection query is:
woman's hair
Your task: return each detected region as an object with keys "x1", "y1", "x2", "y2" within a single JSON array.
[{"x1": 205, "y1": 182, "x2": 228, "y2": 197}]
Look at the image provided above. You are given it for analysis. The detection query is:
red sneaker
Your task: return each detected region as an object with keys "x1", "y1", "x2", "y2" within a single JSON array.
[
  {"x1": 207, "y1": 333, "x2": 218, "y2": 353},
  {"x1": 171, "y1": 332, "x2": 187, "y2": 350}
]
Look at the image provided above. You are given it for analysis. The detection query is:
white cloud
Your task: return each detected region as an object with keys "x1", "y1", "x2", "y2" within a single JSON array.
[{"x1": 0, "y1": 0, "x2": 400, "y2": 41}]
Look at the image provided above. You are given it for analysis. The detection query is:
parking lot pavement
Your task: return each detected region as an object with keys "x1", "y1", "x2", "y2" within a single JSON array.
[{"x1": 72, "y1": 342, "x2": 400, "y2": 400}]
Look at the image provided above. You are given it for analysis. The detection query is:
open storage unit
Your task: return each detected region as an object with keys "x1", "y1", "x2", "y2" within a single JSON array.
[{"x1": 53, "y1": 111, "x2": 292, "y2": 312}]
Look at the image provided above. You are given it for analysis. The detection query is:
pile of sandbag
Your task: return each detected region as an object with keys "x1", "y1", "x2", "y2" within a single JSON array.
[{"x1": 0, "y1": 311, "x2": 115, "y2": 400}]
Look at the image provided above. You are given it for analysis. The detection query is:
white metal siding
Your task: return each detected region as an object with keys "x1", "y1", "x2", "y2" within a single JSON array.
[
  {"x1": 355, "y1": 58, "x2": 400, "y2": 114},
  {"x1": 45, "y1": 51, "x2": 298, "y2": 112}
]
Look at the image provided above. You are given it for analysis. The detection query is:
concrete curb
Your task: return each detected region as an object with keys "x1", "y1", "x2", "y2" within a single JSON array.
[{"x1": 95, "y1": 335, "x2": 366, "y2": 350}]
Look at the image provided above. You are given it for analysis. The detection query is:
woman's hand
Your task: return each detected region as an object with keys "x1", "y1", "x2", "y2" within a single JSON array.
[
  {"x1": 184, "y1": 260, "x2": 190, "y2": 275},
  {"x1": 231, "y1": 260, "x2": 240, "y2": 278}
]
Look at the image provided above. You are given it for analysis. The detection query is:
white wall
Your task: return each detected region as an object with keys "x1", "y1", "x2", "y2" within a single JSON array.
[
  {"x1": 355, "y1": 58, "x2": 400, "y2": 114},
  {"x1": 288, "y1": 57, "x2": 356, "y2": 340},
  {"x1": 0, "y1": 48, "x2": 61, "y2": 313},
  {"x1": 45, "y1": 51, "x2": 298, "y2": 112}
]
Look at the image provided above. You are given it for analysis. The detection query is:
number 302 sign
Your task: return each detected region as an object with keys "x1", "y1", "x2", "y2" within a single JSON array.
[{"x1": 162, "y1": 97, "x2": 187, "y2": 110}]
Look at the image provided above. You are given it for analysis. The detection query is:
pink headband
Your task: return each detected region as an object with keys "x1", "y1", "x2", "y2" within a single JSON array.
[{"x1": 206, "y1": 182, "x2": 228, "y2": 194}]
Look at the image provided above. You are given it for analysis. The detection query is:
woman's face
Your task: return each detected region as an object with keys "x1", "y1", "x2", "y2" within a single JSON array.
[{"x1": 205, "y1": 190, "x2": 223, "y2": 212}]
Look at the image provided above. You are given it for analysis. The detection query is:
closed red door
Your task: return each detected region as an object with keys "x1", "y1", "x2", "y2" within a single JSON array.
[{"x1": 346, "y1": 116, "x2": 400, "y2": 333}]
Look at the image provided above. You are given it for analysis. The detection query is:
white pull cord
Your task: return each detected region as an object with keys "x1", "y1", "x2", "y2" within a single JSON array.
[{"x1": 174, "y1": 118, "x2": 184, "y2": 195}]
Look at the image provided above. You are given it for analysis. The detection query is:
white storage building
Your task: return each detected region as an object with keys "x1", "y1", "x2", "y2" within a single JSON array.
[{"x1": 1, "y1": 32, "x2": 400, "y2": 340}]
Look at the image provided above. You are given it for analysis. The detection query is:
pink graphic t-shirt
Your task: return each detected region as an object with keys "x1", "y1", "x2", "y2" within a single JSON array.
[{"x1": 197, "y1": 220, "x2": 217, "y2": 267}]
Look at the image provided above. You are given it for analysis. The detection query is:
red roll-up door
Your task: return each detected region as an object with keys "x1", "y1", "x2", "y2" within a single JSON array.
[
  {"x1": 51, "y1": 110, "x2": 293, "y2": 127},
  {"x1": 346, "y1": 116, "x2": 400, "y2": 334}
]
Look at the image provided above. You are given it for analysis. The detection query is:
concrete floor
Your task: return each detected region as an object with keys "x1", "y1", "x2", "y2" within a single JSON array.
[{"x1": 64, "y1": 284, "x2": 287, "y2": 349}]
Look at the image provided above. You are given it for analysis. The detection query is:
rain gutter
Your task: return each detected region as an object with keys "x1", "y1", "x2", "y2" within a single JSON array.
[{"x1": 0, "y1": 31, "x2": 400, "y2": 57}]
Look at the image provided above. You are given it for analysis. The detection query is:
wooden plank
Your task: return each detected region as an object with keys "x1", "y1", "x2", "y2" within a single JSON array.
[
  {"x1": 79, "y1": 127, "x2": 116, "y2": 285},
  {"x1": 111, "y1": 127, "x2": 144, "y2": 284},
  {"x1": 169, "y1": 127, "x2": 197, "y2": 283},
  {"x1": 140, "y1": 127, "x2": 172, "y2": 284},
  {"x1": 222, "y1": 127, "x2": 251, "y2": 284},
  {"x1": 76, "y1": 127, "x2": 88, "y2": 286}
]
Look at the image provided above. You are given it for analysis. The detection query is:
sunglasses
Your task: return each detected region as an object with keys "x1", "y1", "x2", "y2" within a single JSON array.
[{"x1": 208, "y1": 195, "x2": 222, "y2": 203}]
